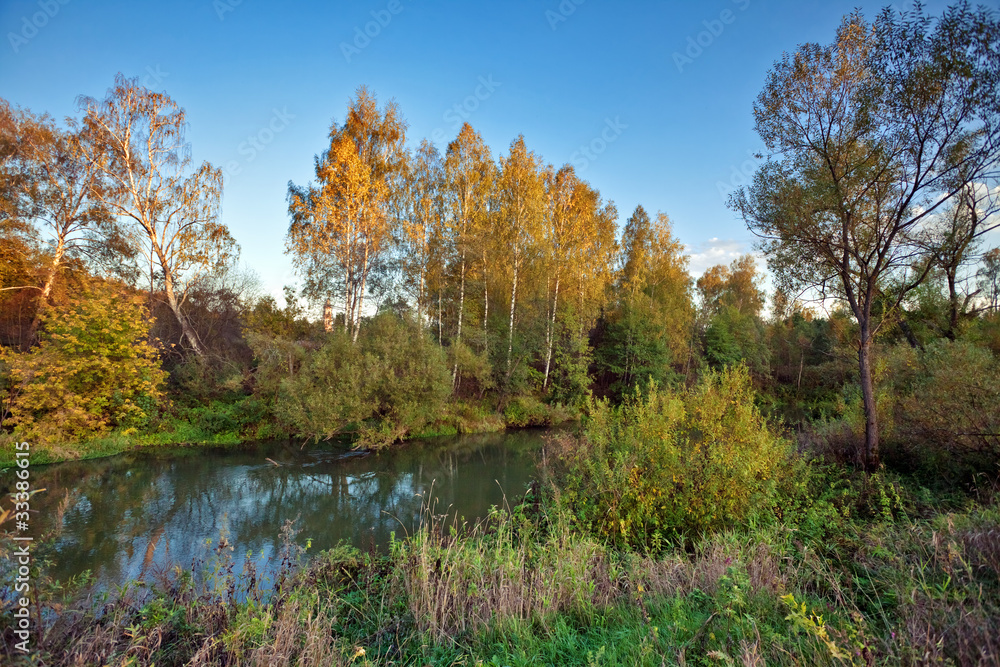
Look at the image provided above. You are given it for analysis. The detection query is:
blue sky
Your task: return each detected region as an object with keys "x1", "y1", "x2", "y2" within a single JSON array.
[{"x1": 0, "y1": 0, "x2": 969, "y2": 300}]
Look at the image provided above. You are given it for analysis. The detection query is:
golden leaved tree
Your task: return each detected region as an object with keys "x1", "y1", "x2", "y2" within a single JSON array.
[
  {"x1": 287, "y1": 86, "x2": 405, "y2": 342},
  {"x1": 696, "y1": 254, "x2": 765, "y2": 318},
  {"x1": 540, "y1": 165, "x2": 617, "y2": 389},
  {"x1": 443, "y1": 123, "x2": 494, "y2": 373},
  {"x1": 496, "y1": 135, "x2": 545, "y2": 373},
  {"x1": 395, "y1": 139, "x2": 444, "y2": 332}
]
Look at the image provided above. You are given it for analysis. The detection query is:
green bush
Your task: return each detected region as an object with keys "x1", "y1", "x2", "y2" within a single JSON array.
[
  {"x1": 548, "y1": 365, "x2": 791, "y2": 550},
  {"x1": 274, "y1": 314, "x2": 452, "y2": 448},
  {"x1": 504, "y1": 394, "x2": 552, "y2": 427},
  {"x1": 891, "y1": 339, "x2": 1000, "y2": 479}
]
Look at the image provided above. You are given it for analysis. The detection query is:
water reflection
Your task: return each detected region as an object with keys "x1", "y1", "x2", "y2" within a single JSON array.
[{"x1": 2, "y1": 430, "x2": 546, "y2": 587}]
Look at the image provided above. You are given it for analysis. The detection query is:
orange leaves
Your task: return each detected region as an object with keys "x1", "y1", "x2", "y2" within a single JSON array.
[{"x1": 286, "y1": 87, "x2": 405, "y2": 341}]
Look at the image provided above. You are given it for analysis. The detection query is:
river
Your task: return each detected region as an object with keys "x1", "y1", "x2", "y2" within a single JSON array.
[{"x1": 6, "y1": 429, "x2": 550, "y2": 588}]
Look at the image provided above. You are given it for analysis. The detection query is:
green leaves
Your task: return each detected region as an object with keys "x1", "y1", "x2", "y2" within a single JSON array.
[
  {"x1": 272, "y1": 313, "x2": 451, "y2": 448},
  {"x1": 553, "y1": 366, "x2": 790, "y2": 551}
]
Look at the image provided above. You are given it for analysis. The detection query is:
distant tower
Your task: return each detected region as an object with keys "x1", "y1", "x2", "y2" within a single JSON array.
[{"x1": 323, "y1": 299, "x2": 333, "y2": 332}]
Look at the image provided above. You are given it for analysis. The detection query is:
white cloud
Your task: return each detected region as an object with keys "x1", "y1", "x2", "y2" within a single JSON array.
[{"x1": 684, "y1": 237, "x2": 751, "y2": 277}]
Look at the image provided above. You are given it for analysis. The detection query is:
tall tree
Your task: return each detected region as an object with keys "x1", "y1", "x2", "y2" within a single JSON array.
[
  {"x1": 80, "y1": 74, "x2": 237, "y2": 358},
  {"x1": 621, "y1": 207, "x2": 693, "y2": 353},
  {"x1": 288, "y1": 86, "x2": 406, "y2": 342},
  {"x1": 0, "y1": 100, "x2": 41, "y2": 298},
  {"x1": 602, "y1": 205, "x2": 693, "y2": 395},
  {"x1": 8, "y1": 109, "x2": 128, "y2": 338},
  {"x1": 496, "y1": 136, "x2": 545, "y2": 373},
  {"x1": 395, "y1": 140, "x2": 444, "y2": 329},
  {"x1": 443, "y1": 123, "x2": 493, "y2": 378},
  {"x1": 731, "y1": 5, "x2": 1000, "y2": 470},
  {"x1": 540, "y1": 165, "x2": 615, "y2": 389}
]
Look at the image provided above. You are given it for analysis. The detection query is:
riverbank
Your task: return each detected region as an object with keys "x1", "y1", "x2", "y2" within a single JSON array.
[
  {"x1": 0, "y1": 394, "x2": 575, "y2": 468},
  {"x1": 5, "y1": 465, "x2": 998, "y2": 665}
]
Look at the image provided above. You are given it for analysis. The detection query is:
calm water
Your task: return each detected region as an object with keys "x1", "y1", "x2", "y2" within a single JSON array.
[{"x1": 5, "y1": 429, "x2": 549, "y2": 587}]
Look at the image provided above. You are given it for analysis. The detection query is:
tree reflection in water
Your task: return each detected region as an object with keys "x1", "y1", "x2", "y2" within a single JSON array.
[{"x1": 3, "y1": 429, "x2": 547, "y2": 587}]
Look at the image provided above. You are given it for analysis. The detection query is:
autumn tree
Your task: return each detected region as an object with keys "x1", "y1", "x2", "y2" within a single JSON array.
[
  {"x1": 0, "y1": 100, "x2": 42, "y2": 342},
  {"x1": 394, "y1": 139, "x2": 444, "y2": 330},
  {"x1": 80, "y1": 74, "x2": 238, "y2": 358},
  {"x1": 731, "y1": 5, "x2": 1000, "y2": 470},
  {"x1": 540, "y1": 165, "x2": 616, "y2": 390},
  {"x1": 696, "y1": 255, "x2": 765, "y2": 317},
  {"x1": 288, "y1": 87, "x2": 406, "y2": 342},
  {"x1": 598, "y1": 205, "x2": 692, "y2": 398},
  {"x1": 443, "y1": 123, "x2": 493, "y2": 375},
  {"x1": 3, "y1": 106, "x2": 136, "y2": 342},
  {"x1": 697, "y1": 255, "x2": 769, "y2": 375},
  {"x1": 568, "y1": 188, "x2": 618, "y2": 332},
  {"x1": 495, "y1": 135, "x2": 546, "y2": 373},
  {"x1": 1, "y1": 280, "x2": 167, "y2": 442},
  {"x1": 620, "y1": 206, "x2": 694, "y2": 360}
]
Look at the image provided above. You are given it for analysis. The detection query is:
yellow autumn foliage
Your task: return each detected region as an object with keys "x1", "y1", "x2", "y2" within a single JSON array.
[{"x1": 1, "y1": 281, "x2": 166, "y2": 443}]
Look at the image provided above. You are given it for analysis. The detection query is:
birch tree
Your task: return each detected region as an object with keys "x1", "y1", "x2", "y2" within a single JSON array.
[
  {"x1": 540, "y1": 165, "x2": 614, "y2": 389},
  {"x1": 495, "y1": 136, "x2": 545, "y2": 373},
  {"x1": 443, "y1": 123, "x2": 493, "y2": 376},
  {"x1": 396, "y1": 139, "x2": 444, "y2": 329},
  {"x1": 80, "y1": 74, "x2": 237, "y2": 358},
  {"x1": 287, "y1": 87, "x2": 405, "y2": 342}
]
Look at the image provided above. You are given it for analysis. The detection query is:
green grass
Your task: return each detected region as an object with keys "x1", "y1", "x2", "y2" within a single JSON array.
[
  {"x1": 4, "y1": 464, "x2": 999, "y2": 666},
  {"x1": 0, "y1": 422, "x2": 245, "y2": 467}
]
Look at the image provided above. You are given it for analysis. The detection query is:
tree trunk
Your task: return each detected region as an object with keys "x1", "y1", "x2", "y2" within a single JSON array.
[
  {"x1": 858, "y1": 332, "x2": 879, "y2": 471},
  {"x1": 453, "y1": 254, "x2": 466, "y2": 384},
  {"x1": 354, "y1": 244, "x2": 370, "y2": 344},
  {"x1": 344, "y1": 270, "x2": 352, "y2": 335},
  {"x1": 163, "y1": 269, "x2": 204, "y2": 357},
  {"x1": 898, "y1": 315, "x2": 921, "y2": 350},
  {"x1": 28, "y1": 238, "x2": 66, "y2": 339},
  {"x1": 483, "y1": 249, "x2": 489, "y2": 354},
  {"x1": 417, "y1": 268, "x2": 425, "y2": 330},
  {"x1": 507, "y1": 259, "x2": 518, "y2": 372},
  {"x1": 543, "y1": 274, "x2": 560, "y2": 390},
  {"x1": 797, "y1": 347, "x2": 804, "y2": 392}
]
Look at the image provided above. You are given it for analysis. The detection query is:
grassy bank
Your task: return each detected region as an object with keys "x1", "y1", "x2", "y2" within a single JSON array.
[
  {"x1": 0, "y1": 394, "x2": 573, "y2": 467},
  {"x1": 3, "y1": 466, "x2": 998, "y2": 666},
  {"x1": 4, "y1": 370, "x2": 998, "y2": 664}
]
